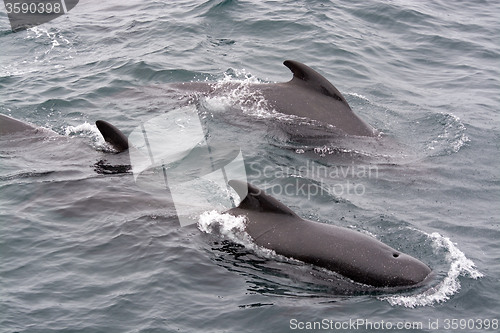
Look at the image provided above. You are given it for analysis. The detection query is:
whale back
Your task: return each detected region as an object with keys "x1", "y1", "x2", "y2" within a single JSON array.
[
  {"x1": 0, "y1": 114, "x2": 42, "y2": 135},
  {"x1": 226, "y1": 180, "x2": 432, "y2": 288},
  {"x1": 0, "y1": 114, "x2": 58, "y2": 137}
]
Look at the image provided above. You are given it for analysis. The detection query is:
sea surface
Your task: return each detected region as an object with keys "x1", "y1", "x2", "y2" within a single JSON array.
[{"x1": 1, "y1": 1, "x2": 499, "y2": 332}]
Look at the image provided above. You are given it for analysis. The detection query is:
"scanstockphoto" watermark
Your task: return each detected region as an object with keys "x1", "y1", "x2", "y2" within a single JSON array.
[
  {"x1": 291, "y1": 318, "x2": 424, "y2": 330},
  {"x1": 290, "y1": 318, "x2": 499, "y2": 331}
]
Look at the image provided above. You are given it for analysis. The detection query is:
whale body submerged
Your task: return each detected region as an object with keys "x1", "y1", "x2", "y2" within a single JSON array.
[
  {"x1": 0, "y1": 115, "x2": 431, "y2": 288},
  {"x1": 227, "y1": 180, "x2": 432, "y2": 288}
]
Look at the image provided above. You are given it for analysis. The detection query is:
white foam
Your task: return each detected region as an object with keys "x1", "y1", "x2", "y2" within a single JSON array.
[
  {"x1": 347, "y1": 92, "x2": 370, "y2": 101},
  {"x1": 27, "y1": 26, "x2": 67, "y2": 55},
  {"x1": 64, "y1": 122, "x2": 109, "y2": 150},
  {"x1": 198, "y1": 211, "x2": 250, "y2": 243},
  {"x1": 199, "y1": 71, "x2": 315, "y2": 124},
  {"x1": 65, "y1": 121, "x2": 98, "y2": 136},
  {"x1": 198, "y1": 210, "x2": 277, "y2": 258},
  {"x1": 198, "y1": 213, "x2": 484, "y2": 305},
  {"x1": 381, "y1": 231, "x2": 483, "y2": 308},
  {"x1": 201, "y1": 73, "x2": 276, "y2": 119}
]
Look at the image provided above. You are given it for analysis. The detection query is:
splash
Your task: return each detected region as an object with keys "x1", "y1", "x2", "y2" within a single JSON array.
[
  {"x1": 64, "y1": 122, "x2": 109, "y2": 151},
  {"x1": 198, "y1": 212, "x2": 483, "y2": 303},
  {"x1": 381, "y1": 231, "x2": 483, "y2": 308},
  {"x1": 198, "y1": 210, "x2": 277, "y2": 258},
  {"x1": 427, "y1": 113, "x2": 470, "y2": 154},
  {"x1": 200, "y1": 71, "x2": 276, "y2": 119},
  {"x1": 199, "y1": 70, "x2": 315, "y2": 125},
  {"x1": 347, "y1": 92, "x2": 370, "y2": 101},
  {"x1": 27, "y1": 26, "x2": 72, "y2": 55},
  {"x1": 1, "y1": 26, "x2": 73, "y2": 77}
]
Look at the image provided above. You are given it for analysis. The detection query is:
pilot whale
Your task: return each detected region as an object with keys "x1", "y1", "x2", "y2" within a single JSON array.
[
  {"x1": 171, "y1": 60, "x2": 378, "y2": 137},
  {"x1": 0, "y1": 113, "x2": 58, "y2": 137},
  {"x1": 0, "y1": 113, "x2": 133, "y2": 176},
  {"x1": 226, "y1": 179, "x2": 432, "y2": 288},
  {"x1": 0, "y1": 114, "x2": 129, "y2": 152}
]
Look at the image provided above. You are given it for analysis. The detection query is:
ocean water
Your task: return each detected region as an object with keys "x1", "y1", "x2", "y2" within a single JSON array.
[{"x1": 1, "y1": 1, "x2": 499, "y2": 332}]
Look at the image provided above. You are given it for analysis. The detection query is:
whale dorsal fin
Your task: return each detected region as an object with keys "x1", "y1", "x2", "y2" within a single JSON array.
[
  {"x1": 228, "y1": 180, "x2": 297, "y2": 216},
  {"x1": 96, "y1": 120, "x2": 129, "y2": 153},
  {"x1": 283, "y1": 60, "x2": 349, "y2": 106}
]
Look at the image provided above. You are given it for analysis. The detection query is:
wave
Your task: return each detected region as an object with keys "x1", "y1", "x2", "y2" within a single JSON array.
[
  {"x1": 199, "y1": 211, "x2": 483, "y2": 306},
  {"x1": 425, "y1": 112, "x2": 470, "y2": 155},
  {"x1": 381, "y1": 230, "x2": 483, "y2": 308},
  {"x1": 64, "y1": 122, "x2": 112, "y2": 152}
]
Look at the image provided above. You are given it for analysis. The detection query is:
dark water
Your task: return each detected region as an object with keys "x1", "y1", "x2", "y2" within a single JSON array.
[{"x1": 1, "y1": 1, "x2": 499, "y2": 332}]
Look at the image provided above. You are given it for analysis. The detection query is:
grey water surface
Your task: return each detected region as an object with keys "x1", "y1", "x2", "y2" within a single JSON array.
[{"x1": 1, "y1": 1, "x2": 499, "y2": 332}]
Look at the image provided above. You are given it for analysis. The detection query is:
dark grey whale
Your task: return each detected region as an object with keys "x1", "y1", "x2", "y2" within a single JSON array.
[
  {"x1": 227, "y1": 179, "x2": 432, "y2": 288},
  {"x1": 172, "y1": 60, "x2": 378, "y2": 137},
  {"x1": 0, "y1": 114, "x2": 129, "y2": 153},
  {"x1": 0, "y1": 114, "x2": 132, "y2": 175}
]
